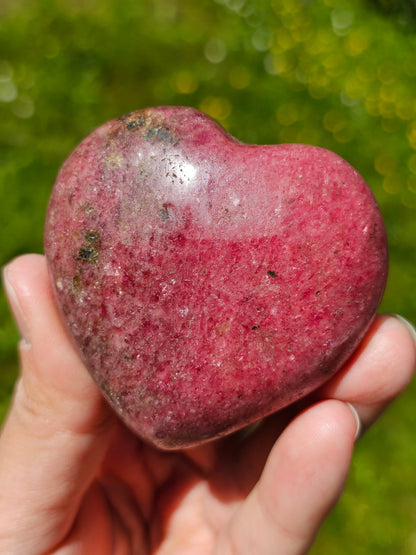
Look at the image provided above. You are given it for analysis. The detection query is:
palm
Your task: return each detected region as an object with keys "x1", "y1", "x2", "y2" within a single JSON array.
[{"x1": 78, "y1": 417, "x2": 284, "y2": 554}]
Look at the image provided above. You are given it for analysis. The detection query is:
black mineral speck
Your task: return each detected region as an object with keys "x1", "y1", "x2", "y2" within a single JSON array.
[
  {"x1": 77, "y1": 229, "x2": 101, "y2": 264},
  {"x1": 119, "y1": 112, "x2": 146, "y2": 130},
  {"x1": 144, "y1": 126, "x2": 176, "y2": 144},
  {"x1": 77, "y1": 245, "x2": 99, "y2": 264},
  {"x1": 85, "y1": 229, "x2": 101, "y2": 247}
]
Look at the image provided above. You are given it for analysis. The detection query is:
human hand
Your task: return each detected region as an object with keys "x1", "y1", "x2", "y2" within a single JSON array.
[{"x1": 1, "y1": 254, "x2": 415, "y2": 554}]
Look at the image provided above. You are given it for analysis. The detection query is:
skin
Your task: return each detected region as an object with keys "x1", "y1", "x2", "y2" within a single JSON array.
[{"x1": 0, "y1": 253, "x2": 415, "y2": 554}]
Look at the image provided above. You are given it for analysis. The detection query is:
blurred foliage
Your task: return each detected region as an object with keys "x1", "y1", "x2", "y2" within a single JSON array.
[
  {"x1": 369, "y1": 0, "x2": 416, "y2": 28},
  {"x1": 0, "y1": 0, "x2": 415, "y2": 552}
]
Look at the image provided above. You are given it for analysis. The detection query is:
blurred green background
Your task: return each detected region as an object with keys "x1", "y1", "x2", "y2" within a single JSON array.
[{"x1": 1, "y1": 0, "x2": 415, "y2": 552}]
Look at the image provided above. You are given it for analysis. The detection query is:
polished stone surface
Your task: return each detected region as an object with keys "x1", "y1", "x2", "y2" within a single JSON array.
[{"x1": 44, "y1": 106, "x2": 388, "y2": 448}]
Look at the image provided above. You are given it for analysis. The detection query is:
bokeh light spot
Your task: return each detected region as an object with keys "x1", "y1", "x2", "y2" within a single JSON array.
[
  {"x1": 174, "y1": 71, "x2": 198, "y2": 94},
  {"x1": 0, "y1": 80, "x2": 17, "y2": 103},
  {"x1": 406, "y1": 121, "x2": 416, "y2": 150},
  {"x1": 323, "y1": 110, "x2": 346, "y2": 133},
  {"x1": 331, "y1": 7, "x2": 355, "y2": 36},
  {"x1": 11, "y1": 96, "x2": 35, "y2": 119},
  {"x1": 0, "y1": 61, "x2": 14, "y2": 82},
  {"x1": 334, "y1": 126, "x2": 354, "y2": 143},
  {"x1": 407, "y1": 174, "x2": 416, "y2": 193},
  {"x1": 199, "y1": 97, "x2": 231, "y2": 122},
  {"x1": 375, "y1": 153, "x2": 397, "y2": 176},
  {"x1": 204, "y1": 38, "x2": 227, "y2": 64},
  {"x1": 344, "y1": 28, "x2": 370, "y2": 56},
  {"x1": 383, "y1": 174, "x2": 403, "y2": 194},
  {"x1": 377, "y1": 62, "x2": 397, "y2": 85},
  {"x1": 252, "y1": 28, "x2": 270, "y2": 52},
  {"x1": 276, "y1": 102, "x2": 299, "y2": 126}
]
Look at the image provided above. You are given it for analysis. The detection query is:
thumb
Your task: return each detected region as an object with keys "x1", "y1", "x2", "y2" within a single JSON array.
[{"x1": 0, "y1": 254, "x2": 115, "y2": 553}]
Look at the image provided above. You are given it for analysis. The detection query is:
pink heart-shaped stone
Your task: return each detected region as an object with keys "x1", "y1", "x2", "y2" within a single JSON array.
[{"x1": 44, "y1": 106, "x2": 388, "y2": 449}]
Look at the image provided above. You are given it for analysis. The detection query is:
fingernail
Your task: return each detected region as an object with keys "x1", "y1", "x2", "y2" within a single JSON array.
[
  {"x1": 346, "y1": 402, "x2": 362, "y2": 442},
  {"x1": 2, "y1": 265, "x2": 31, "y2": 346},
  {"x1": 389, "y1": 313, "x2": 416, "y2": 347}
]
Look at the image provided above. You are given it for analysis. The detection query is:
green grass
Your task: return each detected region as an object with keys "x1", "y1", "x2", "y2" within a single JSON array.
[{"x1": 1, "y1": 0, "x2": 416, "y2": 551}]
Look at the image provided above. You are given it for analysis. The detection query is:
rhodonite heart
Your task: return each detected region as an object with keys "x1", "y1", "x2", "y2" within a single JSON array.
[{"x1": 44, "y1": 106, "x2": 388, "y2": 449}]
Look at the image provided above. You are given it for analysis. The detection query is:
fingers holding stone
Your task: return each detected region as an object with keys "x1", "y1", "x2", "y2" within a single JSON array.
[
  {"x1": 320, "y1": 313, "x2": 416, "y2": 435},
  {"x1": 216, "y1": 400, "x2": 357, "y2": 555},
  {"x1": 229, "y1": 312, "x2": 415, "y2": 490}
]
